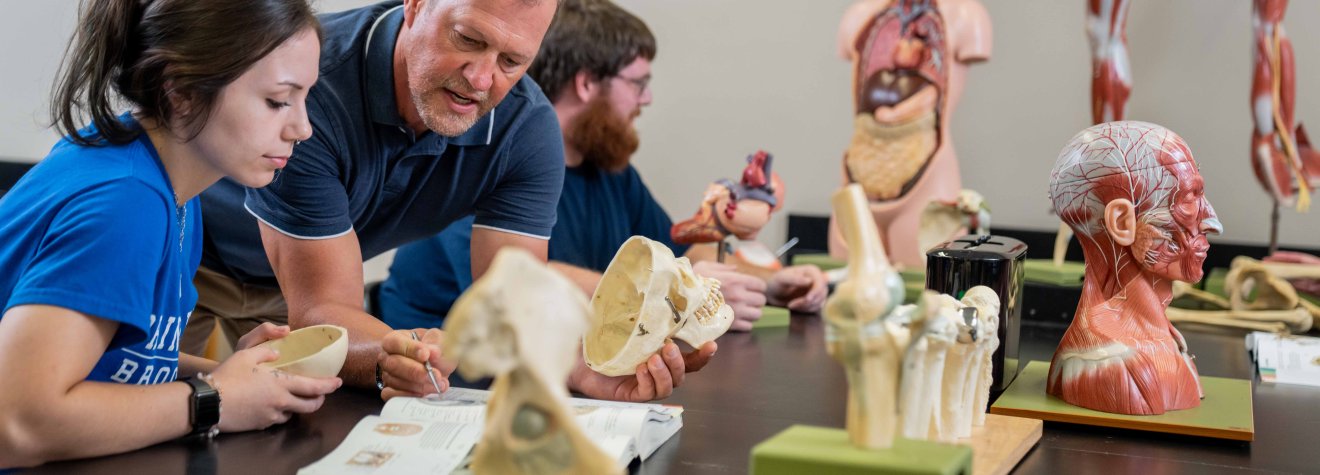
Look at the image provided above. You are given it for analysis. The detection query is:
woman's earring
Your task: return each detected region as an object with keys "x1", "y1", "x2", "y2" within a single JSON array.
[{"x1": 293, "y1": 140, "x2": 301, "y2": 147}]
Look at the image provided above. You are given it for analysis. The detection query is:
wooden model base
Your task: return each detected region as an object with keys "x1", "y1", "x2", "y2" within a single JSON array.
[
  {"x1": 990, "y1": 361, "x2": 1254, "y2": 441},
  {"x1": 967, "y1": 414, "x2": 1042, "y2": 475},
  {"x1": 751, "y1": 425, "x2": 971, "y2": 475}
]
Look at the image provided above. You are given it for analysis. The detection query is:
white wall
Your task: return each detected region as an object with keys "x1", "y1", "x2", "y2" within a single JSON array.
[{"x1": 5, "y1": 1, "x2": 1319, "y2": 255}]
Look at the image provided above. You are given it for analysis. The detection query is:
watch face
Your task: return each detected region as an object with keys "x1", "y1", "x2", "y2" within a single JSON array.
[{"x1": 187, "y1": 377, "x2": 221, "y2": 434}]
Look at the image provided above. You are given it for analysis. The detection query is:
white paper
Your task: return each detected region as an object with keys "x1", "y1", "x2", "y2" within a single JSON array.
[
  {"x1": 298, "y1": 416, "x2": 480, "y2": 475},
  {"x1": 1247, "y1": 331, "x2": 1320, "y2": 387}
]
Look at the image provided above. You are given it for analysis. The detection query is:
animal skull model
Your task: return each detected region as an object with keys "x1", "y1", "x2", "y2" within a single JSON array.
[
  {"x1": 443, "y1": 247, "x2": 619, "y2": 475},
  {"x1": 584, "y1": 236, "x2": 734, "y2": 377}
]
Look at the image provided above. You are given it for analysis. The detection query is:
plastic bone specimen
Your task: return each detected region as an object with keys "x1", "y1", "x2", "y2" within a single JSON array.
[
  {"x1": 1166, "y1": 256, "x2": 1315, "y2": 333},
  {"x1": 1046, "y1": 121, "x2": 1223, "y2": 415},
  {"x1": 671, "y1": 150, "x2": 785, "y2": 244},
  {"x1": 896, "y1": 293, "x2": 958, "y2": 441},
  {"x1": 894, "y1": 285, "x2": 1000, "y2": 443},
  {"x1": 918, "y1": 189, "x2": 990, "y2": 254},
  {"x1": 584, "y1": 236, "x2": 734, "y2": 377},
  {"x1": 442, "y1": 248, "x2": 619, "y2": 475},
  {"x1": 937, "y1": 286, "x2": 1000, "y2": 440},
  {"x1": 824, "y1": 184, "x2": 909, "y2": 449},
  {"x1": 829, "y1": 0, "x2": 992, "y2": 268},
  {"x1": 1251, "y1": 0, "x2": 1320, "y2": 224}
]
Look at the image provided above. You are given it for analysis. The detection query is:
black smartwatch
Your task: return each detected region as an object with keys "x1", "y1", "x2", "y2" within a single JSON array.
[{"x1": 184, "y1": 376, "x2": 221, "y2": 439}]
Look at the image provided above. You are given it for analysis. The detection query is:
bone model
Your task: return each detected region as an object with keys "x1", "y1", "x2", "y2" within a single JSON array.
[
  {"x1": 583, "y1": 236, "x2": 734, "y2": 377},
  {"x1": 826, "y1": 184, "x2": 1000, "y2": 449},
  {"x1": 829, "y1": 0, "x2": 992, "y2": 268},
  {"x1": 1046, "y1": 121, "x2": 1223, "y2": 415},
  {"x1": 443, "y1": 248, "x2": 619, "y2": 475}
]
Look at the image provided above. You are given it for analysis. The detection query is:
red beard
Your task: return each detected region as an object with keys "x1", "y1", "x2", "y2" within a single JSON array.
[{"x1": 565, "y1": 93, "x2": 639, "y2": 173}]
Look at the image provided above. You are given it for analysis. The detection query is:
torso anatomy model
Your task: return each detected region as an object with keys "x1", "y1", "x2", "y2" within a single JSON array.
[{"x1": 830, "y1": 0, "x2": 992, "y2": 268}]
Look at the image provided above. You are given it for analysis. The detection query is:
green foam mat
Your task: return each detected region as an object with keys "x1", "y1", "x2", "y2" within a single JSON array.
[
  {"x1": 752, "y1": 306, "x2": 792, "y2": 330},
  {"x1": 1022, "y1": 259, "x2": 1086, "y2": 287}
]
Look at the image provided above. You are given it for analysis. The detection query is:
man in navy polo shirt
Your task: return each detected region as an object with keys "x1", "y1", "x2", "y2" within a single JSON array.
[
  {"x1": 186, "y1": 0, "x2": 710, "y2": 402},
  {"x1": 378, "y1": 0, "x2": 828, "y2": 331}
]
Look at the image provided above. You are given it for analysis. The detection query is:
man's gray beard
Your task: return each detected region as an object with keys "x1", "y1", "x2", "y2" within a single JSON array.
[
  {"x1": 845, "y1": 110, "x2": 938, "y2": 201},
  {"x1": 413, "y1": 87, "x2": 486, "y2": 137}
]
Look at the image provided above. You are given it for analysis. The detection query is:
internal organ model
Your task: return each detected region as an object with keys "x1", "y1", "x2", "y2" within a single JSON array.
[
  {"x1": 831, "y1": 0, "x2": 992, "y2": 268},
  {"x1": 443, "y1": 248, "x2": 618, "y2": 475},
  {"x1": 825, "y1": 184, "x2": 1000, "y2": 449},
  {"x1": 1046, "y1": 121, "x2": 1224, "y2": 415},
  {"x1": 1088, "y1": 0, "x2": 1132, "y2": 124},
  {"x1": 671, "y1": 150, "x2": 784, "y2": 244},
  {"x1": 1252, "y1": 0, "x2": 1320, "y2": 212}
]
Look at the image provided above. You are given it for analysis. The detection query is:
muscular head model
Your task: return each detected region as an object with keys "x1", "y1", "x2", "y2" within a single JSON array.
[{"x1": 1046, "y1": 121, "x2": 1223, "y2": 415}]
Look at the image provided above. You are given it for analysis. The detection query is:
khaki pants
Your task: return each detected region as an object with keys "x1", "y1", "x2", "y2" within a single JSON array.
[{"x1": 180, "y1": 265, "x2": 289, "y2": 358}]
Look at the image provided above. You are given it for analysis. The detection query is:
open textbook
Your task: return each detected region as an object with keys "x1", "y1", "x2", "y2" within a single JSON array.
[{"x1": 299, "y1": 387, "x2": 683, "y2": 474}]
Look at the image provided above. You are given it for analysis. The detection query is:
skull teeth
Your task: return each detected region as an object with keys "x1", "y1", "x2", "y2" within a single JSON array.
[{"x1": 693, "y1": 281, "x2": 725, "y2": 325}]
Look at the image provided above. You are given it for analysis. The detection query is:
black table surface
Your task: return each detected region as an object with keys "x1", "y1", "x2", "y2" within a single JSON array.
[{"x1": 27, "y1": 317, "x2": 1320, "y2": 474}]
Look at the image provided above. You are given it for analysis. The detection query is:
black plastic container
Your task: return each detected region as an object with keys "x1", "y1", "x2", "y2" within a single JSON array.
[{"x1": 926, "y1": 235, "x2": 1027, "y2": 392}]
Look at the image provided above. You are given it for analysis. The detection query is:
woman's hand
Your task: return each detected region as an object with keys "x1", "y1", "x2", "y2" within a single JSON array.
[{"x1": 209, "y1": 346, "x2": 342, "y2": 432}]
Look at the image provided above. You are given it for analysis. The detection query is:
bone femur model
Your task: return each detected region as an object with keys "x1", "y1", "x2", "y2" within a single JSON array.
[
  {"x1": 444, "y1": 248, "x2": 619, "y2": 474},
  {"x1": 826, "y1": 184, "x2": 1001, "y2": 449},
  {"x1": 584, "y1": 236, "x2": 735, "y2": 377},
  {"x1": 1046, "y1": 121, "x2": 1223, "y2": 415}
]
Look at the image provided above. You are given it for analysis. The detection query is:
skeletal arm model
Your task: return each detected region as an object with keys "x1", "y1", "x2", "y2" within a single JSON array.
[
  {"x1": 1055, "y1": 0, "x2": 1133, "y2": 266},
  {"x1": 1251, "y1": 0, "x2": 1320, "y2": 252},
  {"x1": 671, "y1": 150, "x2": 785, "y2": 244},
  {"x1": 1046, "y1": 121, "x2": 1223, "y2": 415},
  {"x1": 443, "y1": 248, "x2": 619, "y2": 475}
]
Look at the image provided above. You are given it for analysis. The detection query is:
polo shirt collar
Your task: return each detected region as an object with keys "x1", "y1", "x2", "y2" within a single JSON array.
[{"x1": 363, "y1": 5, "x2": 494, "y2": 149}]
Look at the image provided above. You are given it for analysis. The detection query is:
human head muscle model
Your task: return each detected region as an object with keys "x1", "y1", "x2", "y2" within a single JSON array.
[{"x1": 1046, "y1": 121, "x2": 1223, "y2": 415}]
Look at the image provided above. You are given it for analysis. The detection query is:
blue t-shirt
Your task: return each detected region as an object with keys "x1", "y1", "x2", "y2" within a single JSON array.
[
  {"x1": 201, "y1": 1, "x2": 565, "y2": 287},
  {"x1": 0, "y1": 123, "x2": 201, "y2": 385},
  {"x1": 378, "y1": 164, "x2": 686, "y2": 328}
]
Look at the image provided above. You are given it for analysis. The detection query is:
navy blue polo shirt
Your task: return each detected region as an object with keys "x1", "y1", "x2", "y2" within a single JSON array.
[
  {"x1": 200, "y1": 2, "x2": 564, "y2": 287},
  {"x1": 378, "y1": 163, "x2": 688, "y2": 328}
]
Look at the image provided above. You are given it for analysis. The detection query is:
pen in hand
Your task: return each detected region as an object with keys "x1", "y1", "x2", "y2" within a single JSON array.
[{"x1": 410, "y1": 330, "x2": 444, "y2": 396}]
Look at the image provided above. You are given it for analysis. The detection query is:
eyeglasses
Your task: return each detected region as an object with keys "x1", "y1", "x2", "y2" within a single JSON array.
[{"x1": 613, "y1": 74, "x2": 651, "y2": 96}]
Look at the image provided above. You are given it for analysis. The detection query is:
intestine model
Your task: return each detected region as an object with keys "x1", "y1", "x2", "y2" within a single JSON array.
[
  {"x1": 1251, "y1": 0, "x2": 1320, "y2": 252},
  {"x1": 1046, "y1": 121, "x2": 1223, "y2": 415},
  {"x1": 829, "y1": 0, "x2": 992, "y2": 268},
  {"x1": 825, "y1": 184, "x2": 1000, "y2": 449}
]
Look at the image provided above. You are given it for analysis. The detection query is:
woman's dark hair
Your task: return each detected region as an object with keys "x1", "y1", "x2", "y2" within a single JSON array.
[
  {"x1": 528, "y1": 0, "x2": 655, "y2": 102},
  {"x1": 50, "y1": 0, "x2": 321, "y2": 146}
]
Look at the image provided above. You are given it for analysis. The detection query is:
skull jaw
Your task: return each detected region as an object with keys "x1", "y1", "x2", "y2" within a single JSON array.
[{"x1": 584, "y1": 302, "x2": 734, "y2": 377}]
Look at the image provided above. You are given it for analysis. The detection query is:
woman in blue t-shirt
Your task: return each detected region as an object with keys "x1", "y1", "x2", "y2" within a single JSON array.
[{"x1": 0, "y1": 0, "x2": 341, "y2": 468}]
